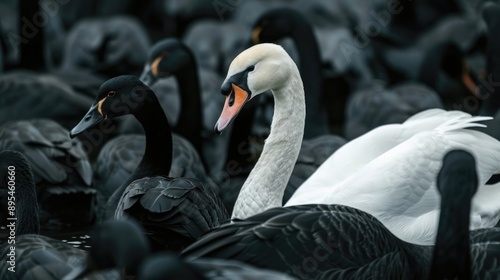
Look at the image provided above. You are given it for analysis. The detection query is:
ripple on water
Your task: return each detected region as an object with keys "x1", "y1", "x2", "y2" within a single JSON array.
[{"x1": 0, "y1": 226, "x2": 94, "y2": 251}]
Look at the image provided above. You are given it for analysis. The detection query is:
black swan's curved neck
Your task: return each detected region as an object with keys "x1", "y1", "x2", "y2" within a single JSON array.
[
  {"x1": 106, "y1": 91, "x2": 173, "y2": 216},
  {"x1": 172, "y1": 52, "x2": 204, "y2": 161},
  {"x1": 19, "y1": 0, "x2": 45, "y2": 70},
  {"x1": 430, "y1": 188, "x2": 472, "y2": 279},
  {"x1": 132, "y1": 98, "x2": 173, "y2": 180},
  {"x1": 278, "y1": 12, "x2": 329, "y2": 138}
]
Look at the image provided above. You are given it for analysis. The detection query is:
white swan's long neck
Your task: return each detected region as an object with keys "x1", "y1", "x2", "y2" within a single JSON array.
[{"x1": 232, "y1": 69, "x2": 305, "y2": 219}]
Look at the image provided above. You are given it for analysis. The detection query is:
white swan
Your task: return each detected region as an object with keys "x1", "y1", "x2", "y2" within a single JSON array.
[
  {"x1": 286, "y1": 109, "x2": 492, "y2": 205},
  {"x1": 214, "y1": 43, "x2": 305, "y2": 219},
  {"x1": 215, "y1": 43, "x2": 500, "y2": 245}
]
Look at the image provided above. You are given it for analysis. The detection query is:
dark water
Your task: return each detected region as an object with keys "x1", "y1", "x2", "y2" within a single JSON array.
[{"x1": 0, "y1": 226, "x2": 93, "y2": 250}]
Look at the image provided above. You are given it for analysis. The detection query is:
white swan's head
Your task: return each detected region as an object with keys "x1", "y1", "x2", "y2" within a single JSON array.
[{"x1": 215, "y1": 43, "x2": 296, "y2": 133}]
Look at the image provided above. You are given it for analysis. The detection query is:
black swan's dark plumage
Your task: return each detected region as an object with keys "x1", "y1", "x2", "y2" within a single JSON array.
[
  {"x1": 138, "y1": 252, "x2": 297, "y2": 280},
  {"x1": 182, "y1": 19, "x2": 251, "y2": 75},
  {"x1": 0, "y1": 151, "x2": 149, "y2": 280},
  {"x1": 417, "y1": 41, "x2": 481, "y2": 113},
  {"x1": 370, "y1": 15, "x2": 484, "y2": 113},
  {"x1": 344, "y1": 82, "x2": 443, "y2": 139},
  {"x1": 60, "y1": 15, "x2": 151, "y2": 79},
  {"x1": 71, "y1": 75, "x2": 229, "y2": 252},
  {"x1": 92, "y1": 135, "x2": 145, "y2": 201},
  {"x1": 283, "y1": 134, "x2": 346, "y2": 202},
  {"x1": 0, "y1": 72, "x2": 94, "y2": 131},
  {"x1": 0, "y1": 120, "x2": 95, "y2": 229},
  {"x1": 182, "y1": 204, "x2": 431, "y2": 280},
  {"x1": 115, "y1": 176, "x2": 228, "y2": 252},
  {"x1": 92, "y1": 133, "x2": 215, "y2": 211},
  {"x1": 0, "y1": 221, "x2": 149, "y2": 280},
  {"x1": 0, "y1": 150, "x2": 40, "y2": 235}
]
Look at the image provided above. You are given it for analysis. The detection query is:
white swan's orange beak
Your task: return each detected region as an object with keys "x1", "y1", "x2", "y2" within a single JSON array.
[{"x1": 215, "y1": 84, "x2": 250, "y2": 134}]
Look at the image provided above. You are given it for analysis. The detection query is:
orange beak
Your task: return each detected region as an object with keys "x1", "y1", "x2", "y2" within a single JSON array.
[{"x1": 215, "y1": 84, "x2": 250, "y2": 133}]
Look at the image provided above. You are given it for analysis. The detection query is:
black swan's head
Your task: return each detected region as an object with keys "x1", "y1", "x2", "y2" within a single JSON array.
[
  {"x1": 438, "y1": 150, "x2": 478, "y2": 203},
  {"x1": 70, "y1": 75, "x2": 156, "y2": 138},
  {"x1": 140, "y1": 38, "x2": 194, "y2": 87}
]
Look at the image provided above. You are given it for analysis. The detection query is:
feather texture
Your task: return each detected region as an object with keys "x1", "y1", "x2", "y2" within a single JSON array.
[
  {"x1": 183, "y1": 204, "x2": 431, "y2": 280},
  {"x1": 115, "y1": 176, "x2": 229, "y2": 251},
  {"x1": 0, "y1": 120, "x2": 96, "y2": 229}
]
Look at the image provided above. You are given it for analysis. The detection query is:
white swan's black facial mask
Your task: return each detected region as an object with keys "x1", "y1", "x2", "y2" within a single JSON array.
[{"x1": 215, "y1": 67, "x2": 254, "y2": 134}]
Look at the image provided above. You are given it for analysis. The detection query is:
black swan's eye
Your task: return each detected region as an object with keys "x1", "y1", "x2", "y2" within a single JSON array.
[
  {"x1": 107, "y1": 91, "x2": 116, "y2": 97},
  {"x1": 247, "y1": 65, "x2": 255, "y2": 71}
]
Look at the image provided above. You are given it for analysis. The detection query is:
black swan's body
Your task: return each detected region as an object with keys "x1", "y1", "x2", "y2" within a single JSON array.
[
  {"x1": 183, "y1": 203, "x2": 431, "y2": 279},
  {"x1": 0, "y1": 119, "x2": 95, "y2": 230}
]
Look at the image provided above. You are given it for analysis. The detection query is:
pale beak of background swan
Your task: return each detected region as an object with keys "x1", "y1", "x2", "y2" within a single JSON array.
[
  {"x1": 215, "y1": 83, "x2": 250, "y2": 133},
  {"x1": 139, "y1": 51, "x2": 169, "y2": 87},
  {"x1": 139, "y1": 65, "x2": 156, "y2": 87},
  {"x1": 70, "y1": 103, "x2": 104, "y2": 138}
]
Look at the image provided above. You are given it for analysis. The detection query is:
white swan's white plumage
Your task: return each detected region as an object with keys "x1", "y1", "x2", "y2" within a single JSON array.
[
  {"x1": 286, "y1": 109, "x2": 495, "y2": 205},
  {"x1": 227, "y1": 44, "x2": 305, "y2": 219}
]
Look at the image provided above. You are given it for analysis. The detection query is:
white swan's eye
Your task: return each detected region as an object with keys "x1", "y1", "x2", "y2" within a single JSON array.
[{"x1": 247, "y1": 65, "x2": 255, "y2": 71}]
